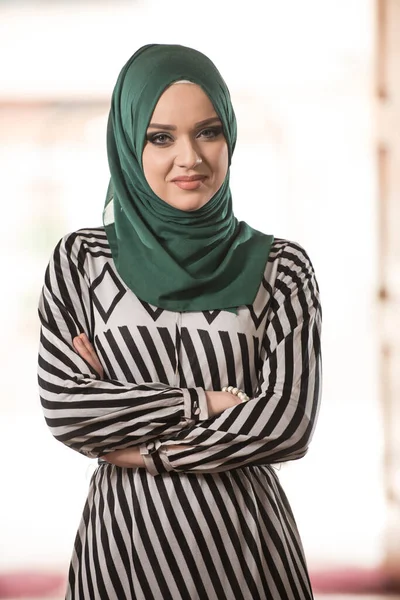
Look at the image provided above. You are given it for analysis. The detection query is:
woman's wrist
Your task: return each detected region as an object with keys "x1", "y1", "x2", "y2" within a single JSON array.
[{"x1": 205, "y1": 387, "x2": 250, "y2": 418}]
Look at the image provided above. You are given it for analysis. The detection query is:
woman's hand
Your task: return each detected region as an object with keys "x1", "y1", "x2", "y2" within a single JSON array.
[
  {"x1": 101, "y1": 447, "x2": 145, "y2": 468},
  {"x1": 73, "y1": 333, "x2": 104, "y2": 379},
  {"x1": 205, "y1": 391, "x2": 242, "y2": 417}
]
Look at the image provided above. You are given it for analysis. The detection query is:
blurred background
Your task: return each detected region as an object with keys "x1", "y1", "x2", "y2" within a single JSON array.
[{"x1": 0, "y1": 0, "x2": 399, "y2": 598}]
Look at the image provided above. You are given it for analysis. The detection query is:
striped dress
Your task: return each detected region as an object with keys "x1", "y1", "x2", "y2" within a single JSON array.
[{"x1": 38, "y1": 227, "x2": 322, "y2": 600}]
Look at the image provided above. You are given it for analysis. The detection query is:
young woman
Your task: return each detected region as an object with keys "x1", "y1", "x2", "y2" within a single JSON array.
[{"x1": 38, "y1": 44, "x2": 322, "y2": 600}]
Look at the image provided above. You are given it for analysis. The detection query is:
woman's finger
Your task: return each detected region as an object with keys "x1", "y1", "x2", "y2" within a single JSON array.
[
  {"x1": 73, "y1": 336, "x2": 90, "y2": 358},
  {"x1": 73, "y1": 334, "x2": 104, "y2": 378},
  {"x1": 78, "y1": 333, "x2": 98, "y2": 360},
  {"x1": 73, "y1": 336, "x2": 93, "y2": 365},
  {"x1": 79, "y1": 335, "x2": 104, "y2": 377},
  {"x1": 80, "y1": 335, "x2": 104, "y2": 374}
]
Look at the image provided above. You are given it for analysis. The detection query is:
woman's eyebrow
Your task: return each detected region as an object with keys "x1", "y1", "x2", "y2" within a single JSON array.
[
  {"x1": 147, "y1": 117, "x2": 222, "y2": 131},
  {"x1": 148, "y1": 123, "x2": 176, "y2": 131},
  {"x1": 194, "y1": 117, "x2": 222, "y2": 127}
]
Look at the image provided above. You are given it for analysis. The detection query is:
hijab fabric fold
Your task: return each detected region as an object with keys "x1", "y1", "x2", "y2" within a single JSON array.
[{"x1": 104, "y1": 44, "x2": 273, "y2": 312}]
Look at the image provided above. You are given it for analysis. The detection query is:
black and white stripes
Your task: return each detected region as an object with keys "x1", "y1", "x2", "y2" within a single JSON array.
[{"x1": 38, "y1": 227, "x2": 322, "y2": 600}]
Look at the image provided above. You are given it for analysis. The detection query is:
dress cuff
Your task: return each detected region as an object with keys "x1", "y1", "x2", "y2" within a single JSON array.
[
  {"x1": 140, "y1": 441, "x2": 173, "y2": 476},
  {"x1": 182, "y1": 387, "x2": 208, "y2": 422}
]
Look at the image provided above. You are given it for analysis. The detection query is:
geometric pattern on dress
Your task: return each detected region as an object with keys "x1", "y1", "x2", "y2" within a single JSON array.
[
  {"x1": 202, "y1": 310, "x2": 221, "y2": 325},
  {"x1": 91, "y1": 262, "x2": 126, "y2": 323},
  {"x1": 139, "y1": 299, "x2": 165, "y2": 322},
  {"x1": 247, "y1": 278, "x2": 273, "y2": 330},
  {"x1": 247, "y1": 304, "x2": 270, "y2": 330}
]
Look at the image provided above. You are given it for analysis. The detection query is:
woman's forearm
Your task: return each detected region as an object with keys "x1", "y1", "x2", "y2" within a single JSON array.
[{"x1": 101, "y1": 446, "x2": 145, "y2": 468}]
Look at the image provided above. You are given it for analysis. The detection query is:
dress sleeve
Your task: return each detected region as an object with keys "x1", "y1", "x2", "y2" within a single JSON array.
[
  {"x1": 38, "y1": 232, "x2": 207, "y2": 459},
  {"x1": 141, "y1": 242, "x2": 322, "y2": 475}
]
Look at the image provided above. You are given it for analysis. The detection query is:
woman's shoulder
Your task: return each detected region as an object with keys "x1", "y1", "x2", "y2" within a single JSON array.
[
  {"x1": 250, "y1": 237, "x2": 320, "y2": 321},
  {"x1": 47, "y1": 227, "x2": 110, "y2": 270},
  {"x1": 268, "y1": 237, "x2": 316, "y2": 272},
  {"x1": 59, "y1": 226, "x2": 108, "y2": 246},
  {"x1": 54, "y1": 226, "x2": 109, "y2": 254},
  {"x1": 264, "y1": 236, "x2": 319, "y2": 295}
]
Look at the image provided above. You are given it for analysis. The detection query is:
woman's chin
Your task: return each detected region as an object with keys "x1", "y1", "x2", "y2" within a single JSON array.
[{"x1": 165, "y1": 192, "x2": 211, "y2": 212}]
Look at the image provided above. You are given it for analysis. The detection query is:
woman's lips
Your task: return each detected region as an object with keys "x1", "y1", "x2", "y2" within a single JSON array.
[
  {"x1": 171, "y1": 175, "x2": 206, "y2": 191},
  {"x1": 173, "y1": 180, "x2": 204, "y2": 190}
]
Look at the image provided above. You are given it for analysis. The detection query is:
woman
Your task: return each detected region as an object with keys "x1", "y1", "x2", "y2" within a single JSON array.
[{"x1": 38, "y1": 44, "x2": 322, "y2": 600}]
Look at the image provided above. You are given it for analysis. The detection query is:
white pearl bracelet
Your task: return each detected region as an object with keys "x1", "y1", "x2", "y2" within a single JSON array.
[{"x1": 222, "y1": 386, "x2": 250, "y2": 402}]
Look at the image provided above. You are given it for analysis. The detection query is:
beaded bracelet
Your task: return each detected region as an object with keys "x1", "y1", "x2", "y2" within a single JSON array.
[{"x1": 221, "y1": 386, "x2": 250, "y2": 403}]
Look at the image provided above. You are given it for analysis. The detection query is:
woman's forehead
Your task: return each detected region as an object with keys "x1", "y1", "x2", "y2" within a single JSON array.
[{"x1": 150, "y1": 83, "x2": 218, "y2": 121}]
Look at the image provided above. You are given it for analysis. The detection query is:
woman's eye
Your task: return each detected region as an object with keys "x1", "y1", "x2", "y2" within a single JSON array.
[
  {"x1": 147, "y1": 133, "x2": 173, "y2": 145},
  {"x1": 198, "y1": 126, "x2": 223, "y2": 139}
]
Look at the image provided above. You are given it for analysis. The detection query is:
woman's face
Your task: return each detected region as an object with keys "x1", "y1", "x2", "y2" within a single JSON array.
[{"x1": 142, "y1": 83, "x2": 229, "y2": 211}]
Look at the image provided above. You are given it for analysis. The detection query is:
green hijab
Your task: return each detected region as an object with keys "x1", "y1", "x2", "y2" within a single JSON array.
[{"x1": 104, "y1": 44, "x2": 273, "y2": 312}]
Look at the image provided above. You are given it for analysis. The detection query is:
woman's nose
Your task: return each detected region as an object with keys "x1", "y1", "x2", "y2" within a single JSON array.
[{"x1": 175, "y1": 138, "x2": 201, "y2": 169}]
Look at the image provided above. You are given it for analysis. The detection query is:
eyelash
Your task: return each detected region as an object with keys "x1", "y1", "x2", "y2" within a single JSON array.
[{"x1": 146, "y1": 126, "x2": 223, "y2": 146}]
